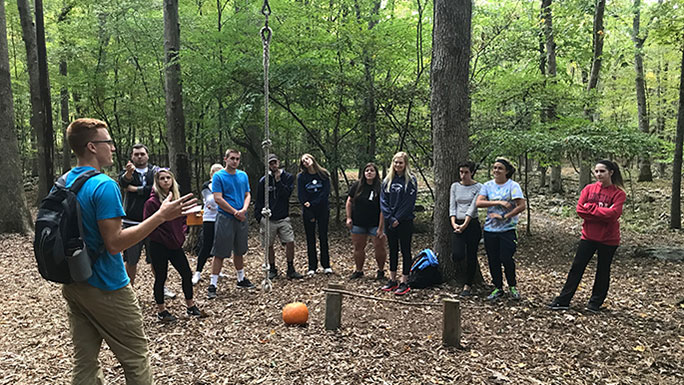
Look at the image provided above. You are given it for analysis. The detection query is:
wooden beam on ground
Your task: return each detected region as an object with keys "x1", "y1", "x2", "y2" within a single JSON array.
[{"x1": 442, "y1": 298, "x2": 461, "y2": 347}]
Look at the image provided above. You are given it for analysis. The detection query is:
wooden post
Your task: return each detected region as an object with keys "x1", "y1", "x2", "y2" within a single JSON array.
[
  {"x1": 442, "y1": 298, "x2": 461, "y2": 347},
  {"x1": 325, "y1": 283, "x2": 344, "y2": 330}
]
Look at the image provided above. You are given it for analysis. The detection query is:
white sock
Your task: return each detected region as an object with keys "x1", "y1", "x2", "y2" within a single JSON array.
[
  {"x1": 236, "y1": 269, "x2": 245, "y2": 282},
  {"x1": 210, "y1": 274, "x2": 219, "y2": 286}
]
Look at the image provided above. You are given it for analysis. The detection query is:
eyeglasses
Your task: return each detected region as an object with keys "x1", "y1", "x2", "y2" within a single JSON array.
[{"x1": 90, "y1": 139, "x2": 114, "y2": 146}]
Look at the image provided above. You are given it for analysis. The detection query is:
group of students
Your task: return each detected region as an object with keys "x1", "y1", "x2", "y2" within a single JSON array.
[
  {"x1": 120, "y1": 144, "x2": 627, "y2": 321},
  {"x1": 58, "y1": 117, "x2": 628, "y2": 384},
  {"x1": 449, "y1": 158, "x2": 626, "y2": 313}
]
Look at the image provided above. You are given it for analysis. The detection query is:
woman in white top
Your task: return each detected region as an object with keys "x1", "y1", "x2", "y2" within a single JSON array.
[
  {"x1": 449, "y1": 161, "x2": 482, "y2": 297},
  {"x1": 192, "y1": 164, "x2": 223, "y2": 285}
]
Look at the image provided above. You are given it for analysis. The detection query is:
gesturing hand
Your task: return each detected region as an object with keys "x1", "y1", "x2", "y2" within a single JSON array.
[{"x1": 159, "y1": 193, "x2": 197, "y2": 221}]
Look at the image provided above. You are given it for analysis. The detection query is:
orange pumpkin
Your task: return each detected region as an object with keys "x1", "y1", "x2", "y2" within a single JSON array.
[{"x1": 282, "y1": 302, "x2": 308, "y2": 325}]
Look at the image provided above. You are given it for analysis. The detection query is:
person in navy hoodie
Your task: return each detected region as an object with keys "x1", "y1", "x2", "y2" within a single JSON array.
[
  {"x1": 144, "y1": 168, "x2": 205, "y2": 322},
  {"x1": 297, "y1": 153, "x2": 332, "y2": 276},
  {"x1": 549, "y1": 160, "x2": 626, "y2": 313},
  {"x1": 380, "y1": 151, "x2": 417, "y2": 296}
]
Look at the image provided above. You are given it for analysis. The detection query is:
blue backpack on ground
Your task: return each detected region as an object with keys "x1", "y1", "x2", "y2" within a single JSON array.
[{"x1": 408, "y1": 248, "x2": 441, "y2": 289}]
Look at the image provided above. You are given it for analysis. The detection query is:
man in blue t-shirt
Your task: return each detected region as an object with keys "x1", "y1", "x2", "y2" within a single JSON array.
[
  {"x1": 207, "y1": 149, "x2": 253, "y2": 299},
  {"x1": 62, "y1": 118, "x2": 196, "y2": 384}
]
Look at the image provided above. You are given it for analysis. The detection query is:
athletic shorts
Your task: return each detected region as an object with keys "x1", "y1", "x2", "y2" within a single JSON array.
[
  {"x1": 122, "y1": 222, "x2": 149, "y2": 265},
  {"x1": 211, "y1": 213, "x2": 249, "y2": 258},
  {"x1": 260, "y1": 217, "x2": 295, "y2": 247},
  {"x1": 351, "y1": 225, "x2": 378, "y2": 236}
]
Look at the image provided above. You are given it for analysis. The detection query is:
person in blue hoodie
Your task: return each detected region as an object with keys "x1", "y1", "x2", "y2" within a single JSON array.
[
  {"x1": 380, "y1": 151, "x2": 417, "y2": 296},
  {"x1": 297, "y1": 153, "x2": 332, "y2": 276}
]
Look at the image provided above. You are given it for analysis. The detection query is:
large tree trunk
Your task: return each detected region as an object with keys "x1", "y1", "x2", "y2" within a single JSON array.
[
  {"x1": 431, "y1": 0, "x2": 478, "y2": 284},
  {"x1": 17, "y1": 0, "x2": 53, "y2": 201},
  {"x1": 670, "y1": 47, "x2": 684, "y2": 230},
  {"x1": 581, "y1": 0, "x2": 606, "y2": 191},
  {"x1": 542, "y1": 0, "x2": 563, "y2": 193},
  {"x1": 0, "y1": 0, "x2": 32, "y2": 234},
  {"x1": 163, "y1": 0, "x2": 190, "y2": 195},
  {"x1": 633, "y1": 0, "x2": 653, "y2": 182}
]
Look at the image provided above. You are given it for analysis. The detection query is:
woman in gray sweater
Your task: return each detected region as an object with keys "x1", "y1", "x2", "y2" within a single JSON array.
[{"x1": 449, "y1": 161, "x2": 482, "y2": 296}]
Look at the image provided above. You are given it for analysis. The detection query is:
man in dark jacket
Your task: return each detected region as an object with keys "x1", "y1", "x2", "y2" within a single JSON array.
[
  {"x1": 255, "y1": 154, "x2": 303, "y2": 279},
  {"x1": 117, "y1": 143, "x2": 161, "y2": 287}
]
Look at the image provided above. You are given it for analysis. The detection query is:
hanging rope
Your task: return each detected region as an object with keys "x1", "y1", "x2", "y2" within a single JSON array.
[{"x1": 260, "y1": 0, "x2": 273, "y2": 293}]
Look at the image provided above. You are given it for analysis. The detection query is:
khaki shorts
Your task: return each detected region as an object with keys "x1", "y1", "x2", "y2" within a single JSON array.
[{"x1": 260, "y1": 217, "x2": 295, "y2": 247}]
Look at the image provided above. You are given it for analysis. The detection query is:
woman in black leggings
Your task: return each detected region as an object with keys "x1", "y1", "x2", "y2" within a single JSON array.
[
  {"x1": 144, "y1": 168, "x2": 205, "y2": 322},
  {"x1": 380, "y1": 151, "x2": 417, "y2": 296},
  {"x1": 449, "y1": 161, "x2": 483, "y2": 296}
]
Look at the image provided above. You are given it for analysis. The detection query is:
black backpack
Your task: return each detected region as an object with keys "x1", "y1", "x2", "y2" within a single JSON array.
[
  {"x1": 34, "y1": 170, "x2": 100, "y2": 283},
  {"x1": 407, "y1": 248, "x2": 442, "y2": 289}
]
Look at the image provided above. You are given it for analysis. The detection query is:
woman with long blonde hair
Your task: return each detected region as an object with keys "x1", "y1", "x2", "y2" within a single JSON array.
[
  {"x1": 144, "y1": 168, "x2": 205, "y2": 322},
  {"x1": 297, "y1": 153, "x2": 332, "y2": 276},
  {"x1": 380, "y1": 152, "x2": 417, "y2": 296}
]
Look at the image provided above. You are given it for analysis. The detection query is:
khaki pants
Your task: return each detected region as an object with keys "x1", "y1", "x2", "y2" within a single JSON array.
[{"x1": 62, "y1": 282, "x2": 153, "y2": 385}]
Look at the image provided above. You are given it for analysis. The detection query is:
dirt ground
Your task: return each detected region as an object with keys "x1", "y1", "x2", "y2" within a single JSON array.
[{"x1": 1, "y1": 172, "x2": 683, "y2": 384}]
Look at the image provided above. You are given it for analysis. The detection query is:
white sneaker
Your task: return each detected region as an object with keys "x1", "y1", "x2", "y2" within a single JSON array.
[
  {"x1": 307, "y1": 270, "x2": 315, "y2": 277},
  {"x1": 219, "y1": 272, "x2": 229, "y2": 278},
  {"x1": 323, "y1": 268, "x2": 333, "y2": 275},
  {"x1": 192, "y1": 271, "x2": 201, "y2": 286},
  {"x1": 163, "y1": 286, "x2": 176, "y2": 299}
]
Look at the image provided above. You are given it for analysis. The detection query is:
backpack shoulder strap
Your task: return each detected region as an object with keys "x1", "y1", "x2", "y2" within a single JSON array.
[{"x1": 68, "y1": 169, "x2": 101, "y2": 194}]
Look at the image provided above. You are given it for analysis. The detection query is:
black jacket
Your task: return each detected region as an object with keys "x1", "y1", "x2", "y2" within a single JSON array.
[
  {"x1": 254, "y1": 169, "x2": 294, "y2": 222},
  {"x1": 118, "y1": 165, "x2": 158, "y2": 222}
]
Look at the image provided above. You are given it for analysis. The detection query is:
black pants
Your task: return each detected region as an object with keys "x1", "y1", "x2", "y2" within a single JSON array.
[
  {"x1": 303, "y1": 206, "x2": 330, "y2": 270},
  {"x1": 451, "y1": 220, "x2": 482, "y2": 286},
  {"x1": 483, "y1": 230, "x2": 517, "y2": 289},
  {"x1": 196, "y1": 221, "x2": 215, "y2": 272},
  {"x1": 386, "y1": 219, "x2": 413, "y2": 276},
  {"x1": 555, "y1": 239, "x2": 618, "y2": 307},
  {"x1": 149, "y1": 241, "x2": 193, "y2": 305}
]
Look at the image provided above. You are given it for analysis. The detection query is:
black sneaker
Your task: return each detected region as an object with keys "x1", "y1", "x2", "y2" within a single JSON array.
[
  {"x1": 585, "y1": 303, "x2": 601, "y2": 314},
  {"x1": 349, "y1": 271, "x2": 364, "y2": 280},
  {"x1": 459, "y1": 288, "x2": 472, "y2": 297},
  {"x1": 186, "y1": 305, "x2": 207, "y2": 318},
  {"x1": 381, "y1": 280, "x2": 398, "y2": 292},
  {"x1": 375, "y1": 270, "x2": 385, "y2": 281},
  {"x1": 236, "y1": 278, "x2": 256, "y2": 289},
  {"x1": 394, "y1": 282, "x2": 411, "y2": 296},
  {"x1": 549, "y1": 300, "x2": 569, "y2": 310},
  {"x1": 286, "y1": 269, "x2": 304, "y2": 279},
  {"x1": 157, "y1": 310, "x2": 177, "y2": 323},
  {"x1": 207, "y1": 284, "x2": 217, "y2": 300},
  {"x1": 268, "y1": 268, "x2": 278, "y2": 280}
]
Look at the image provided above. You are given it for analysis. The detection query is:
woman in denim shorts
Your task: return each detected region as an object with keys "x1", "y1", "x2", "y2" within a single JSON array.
[{"x1": 345, "y1": 163, "x2": 386, "y2": 280}]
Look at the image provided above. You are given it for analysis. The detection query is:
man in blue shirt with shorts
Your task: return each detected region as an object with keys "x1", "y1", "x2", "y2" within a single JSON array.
[
  {"x1": 207, "y1": 149, "x2": 253, "y2": 299},
  {"x1": 62, "y1": 118, "x2": 196, "y2": 384}
]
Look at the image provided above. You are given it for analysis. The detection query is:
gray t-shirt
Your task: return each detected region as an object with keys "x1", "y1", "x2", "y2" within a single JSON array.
[{"x1": 449, "y1": 182, "x2": 482, "y2": 220}]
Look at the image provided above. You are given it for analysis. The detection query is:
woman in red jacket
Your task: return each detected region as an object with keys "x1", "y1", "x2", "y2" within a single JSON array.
[{"x1": 549, "y1": 160, "x2": 626, "y2": 313}]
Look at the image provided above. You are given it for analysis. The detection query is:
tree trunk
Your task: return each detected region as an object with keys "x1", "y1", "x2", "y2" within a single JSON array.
[
  {"x1": 431, "y1": 0, "x2": 477, "y2": 283},
  {"x1": 163, "y1": 0, "x2": 190, "y2": 195},
  {"x1": 59, "y1": 60, "x2": 70, "y2": 173},
  {"x1": 581, "y1": 0, "x2": 606, "y2": 191},
  {"x1": 0, "y1": 0, "x2": 32, "y2": 234},
  {"x1": 541, "y1": 0, "x2": 563, "y2": 193},
  {"x1": 633, "y1": 0, "x2": 652, "y2": 182},
  {"x1": 17, "y1": 0, "x2": 53, "y2": 201},
  {"x1": 670, "y1": 47, "x2": 684, "y2": 230}
]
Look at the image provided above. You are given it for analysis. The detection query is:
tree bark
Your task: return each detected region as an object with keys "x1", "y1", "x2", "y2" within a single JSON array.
[
  {"x1": 59, "y1": 60, "x2": 70, "y2": 173},
  {"x1": 17, "y1": 0, "x2": 53, "y2": 201},
  {"x1": 163, "y1": 0, "x2": 191, "y2": 195},
  {"x1": 633, "y1": 0, "x2": 653, "y2": 181},
  {"x1": 0, "y1": 0, "x2": 32, "y2": 234},
  {"x1": 581, "y1": 0, "x2": 606, "y2": 191},
  {"x1": 431, "y1": 0, "x2": 477, "y2": 283},
  {"x1": 670, "y1": 47, "x2": 684, "y2": 230},
  {"x1": 541, "y1": 0, "x2": 563, "y2": 193}
]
